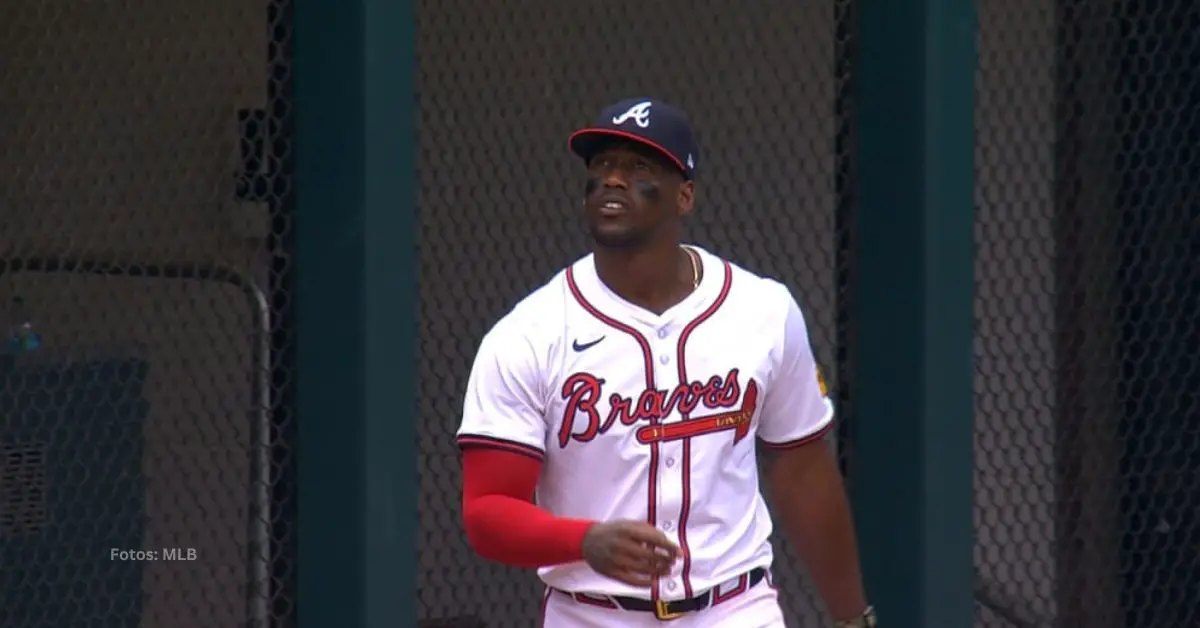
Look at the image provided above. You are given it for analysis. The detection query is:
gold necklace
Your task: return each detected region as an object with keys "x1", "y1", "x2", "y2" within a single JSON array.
[{"x1": 684, "y1": 247, "x2": 701, "y2": 289}]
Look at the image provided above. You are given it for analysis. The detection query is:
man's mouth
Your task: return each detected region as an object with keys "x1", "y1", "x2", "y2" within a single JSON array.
[{"x1": 598, "y1": 198, "x2": 629, "y2": 217}]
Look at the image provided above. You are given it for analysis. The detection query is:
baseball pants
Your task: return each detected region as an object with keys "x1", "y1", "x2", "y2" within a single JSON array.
[{"x1": 540, "y1": 577, "x2": 786, "y2": 627}]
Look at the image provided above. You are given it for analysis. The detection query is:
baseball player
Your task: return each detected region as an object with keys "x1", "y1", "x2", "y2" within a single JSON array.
[{"x1": 456, "y1": 98, "x2": 876, "y2": 627}]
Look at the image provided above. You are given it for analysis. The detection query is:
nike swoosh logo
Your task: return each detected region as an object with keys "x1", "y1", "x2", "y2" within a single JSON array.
[{"x1": 572, "y1": 336, "x2": 606, "y2": 352}]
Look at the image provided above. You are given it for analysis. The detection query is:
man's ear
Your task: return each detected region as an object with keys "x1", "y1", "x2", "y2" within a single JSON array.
[{"x1": 677, "y1": 181, "x2": 695, "y2": 217}]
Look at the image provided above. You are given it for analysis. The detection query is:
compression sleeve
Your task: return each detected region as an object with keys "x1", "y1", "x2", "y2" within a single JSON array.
[{"x1": 461, "y1": 447, "x2": 596, "y2": 568}]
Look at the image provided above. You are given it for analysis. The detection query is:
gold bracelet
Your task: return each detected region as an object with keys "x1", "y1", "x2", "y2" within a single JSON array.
[{"x1": 834, "y1": 605, "x2": 877, "y2": 628}]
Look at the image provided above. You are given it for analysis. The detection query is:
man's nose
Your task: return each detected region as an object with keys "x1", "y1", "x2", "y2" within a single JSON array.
[{"x1": 602, "y1": 168, "x2": 629, "y2": 188}]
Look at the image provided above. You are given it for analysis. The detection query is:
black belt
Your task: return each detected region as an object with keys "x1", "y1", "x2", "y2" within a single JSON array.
[{"x1": 562, "y1": 567, "x2": 767, "y2": 621}]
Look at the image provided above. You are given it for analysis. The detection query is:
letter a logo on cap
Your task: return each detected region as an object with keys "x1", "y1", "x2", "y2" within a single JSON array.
[{"x1": 612, "y1": 101, "x2": 652, "y2": 128}]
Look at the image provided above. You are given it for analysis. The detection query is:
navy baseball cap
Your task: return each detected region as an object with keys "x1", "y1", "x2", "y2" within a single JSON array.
[{"x1": 568, "y1": 98, "x2": 699, "y2": 180}]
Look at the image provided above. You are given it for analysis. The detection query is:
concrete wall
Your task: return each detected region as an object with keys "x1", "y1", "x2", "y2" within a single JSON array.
[{"x1": 0, "y1": 0, "x2": 273, "y2": 626}]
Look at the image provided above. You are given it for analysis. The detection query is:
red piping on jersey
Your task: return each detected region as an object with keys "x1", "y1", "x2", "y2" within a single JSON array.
[
  {"x1": 674, "y1": 259, "x2": 734, "y2": 598},
  {"x1": 760, "y1": 421, "x2": 835, "y2": 449},
  {"x1": 456, "y1": 434, "x2": 546, "y2": 462},
  {"x1": 565, "y1": 266, "x2": 663, "y2": 604}
]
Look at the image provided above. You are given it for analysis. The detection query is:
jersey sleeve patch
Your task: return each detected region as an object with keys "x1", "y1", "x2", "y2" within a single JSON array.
[{"x1": 456, "y1": 433, "x2": 546, "y2": 462}]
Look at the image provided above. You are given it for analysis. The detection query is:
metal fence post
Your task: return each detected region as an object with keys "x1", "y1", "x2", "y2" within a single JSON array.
[
  {"x1": 294, "y1": 0, "x2": 418, "y2": 626},
  {"x1": 852, "y1": 0, "x2": 977, "y2": 626}
]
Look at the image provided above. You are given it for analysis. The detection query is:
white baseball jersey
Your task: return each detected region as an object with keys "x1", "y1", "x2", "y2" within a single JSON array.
[{"x1": 456, "y1": 245, "x2": 833, "y2": 603}]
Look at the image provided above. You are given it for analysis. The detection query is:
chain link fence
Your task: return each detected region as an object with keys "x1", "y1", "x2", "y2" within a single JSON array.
[
  {"x1": 0, "y1": 0, "x2": 296, "y2": 626},
  {"x1": 417, "y1": 0, "x2": 1199, "y2": 627},
  {"x1": 974, "y1": 1, "x2": 1200, "y2": 627},
  {"x1": 2, "y1": 0, "x2": 1197, "y2": 627},
  {"x1": 416, "y1": 1, "x2": 852, "y2": 626}
]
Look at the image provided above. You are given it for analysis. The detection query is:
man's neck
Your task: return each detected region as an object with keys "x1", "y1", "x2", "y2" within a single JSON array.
[{"x1": 593, "y1": 242, "x2": 692, "y2": 315}]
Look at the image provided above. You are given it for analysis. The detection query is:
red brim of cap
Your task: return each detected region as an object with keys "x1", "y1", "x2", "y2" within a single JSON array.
[{"x1": 567, "y1": 128, "x2": 689, "y2": 177}]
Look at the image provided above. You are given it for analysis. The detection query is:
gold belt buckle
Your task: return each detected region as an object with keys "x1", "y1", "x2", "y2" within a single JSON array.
[{"x1": 654, "y1": 599, "x2": 685, "y2": 621}]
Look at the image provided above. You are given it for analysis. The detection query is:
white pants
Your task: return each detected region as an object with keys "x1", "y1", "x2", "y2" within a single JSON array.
[{"x1": 540, "y1": 578, "x2": 786, "y2": 627}]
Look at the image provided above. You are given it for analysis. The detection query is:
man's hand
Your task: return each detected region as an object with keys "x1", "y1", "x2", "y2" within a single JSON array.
[{"x1": 581, "y1": 520, "x2": 680, "y2": 587}]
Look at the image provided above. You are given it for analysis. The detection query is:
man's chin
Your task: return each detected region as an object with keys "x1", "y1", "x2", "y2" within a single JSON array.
[{"x1": 588, "y1": 227, "x2": 650, "y2": 251}]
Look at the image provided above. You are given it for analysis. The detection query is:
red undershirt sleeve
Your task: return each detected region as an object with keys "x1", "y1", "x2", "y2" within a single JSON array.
[{"x1": 461, "y1": 447, "x2": 595, "y2": 568}]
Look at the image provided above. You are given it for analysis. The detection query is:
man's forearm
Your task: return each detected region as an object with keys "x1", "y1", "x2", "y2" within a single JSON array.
[
  {"x1": 461, "y1": 447, "x2": 596, "y2": 569},
  {"x1": 768, "y1": 445, "x2": 868, "y2": 621},
  {"x1": 463, "y1": 493, "x2": 594, "y2": 568}
]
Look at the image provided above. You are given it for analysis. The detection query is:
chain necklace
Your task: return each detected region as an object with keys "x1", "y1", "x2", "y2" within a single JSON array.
[{"x1": 684, "y1": 246, "x2": 701, "y2": 290}]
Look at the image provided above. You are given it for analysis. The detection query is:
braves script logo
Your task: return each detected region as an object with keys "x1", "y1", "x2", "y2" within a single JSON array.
[{"x1": 557, "y1": 368, "x2": 758, "y2": 448}]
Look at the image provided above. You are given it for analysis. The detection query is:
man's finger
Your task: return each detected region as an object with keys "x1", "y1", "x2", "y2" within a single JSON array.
[
  {"x1": 613, "y1": 544, "x2": 659, "y2": 573},
  {"x1": 620, "y1": 523, "x2": 681, "y2": 556},
  {"x1": 650, "y1": 555, "x2": 674, "y2": 576},
  {"x1": 615, "y1": 541, "x2": 675, "y2": 576},
  {"x1": 616, "y1": 537, "x2": 667, "y2": 562}
]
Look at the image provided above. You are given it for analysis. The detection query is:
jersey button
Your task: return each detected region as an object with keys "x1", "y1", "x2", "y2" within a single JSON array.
[
  {"x1": 659, "y1": 355, "x2": 669, "y2": 365},
  {"x1": 665, "y1": 457, "x2": 675, "y2": 467},
  {"x1": 657, "y1": 328, "x2": 669, "y2": 338},
  {"x1": 666, "y1": 582, "x2": 677, "y2": 591},
  {"x1": 661, "y1": 521, "x2": 673, "y2": 531}
]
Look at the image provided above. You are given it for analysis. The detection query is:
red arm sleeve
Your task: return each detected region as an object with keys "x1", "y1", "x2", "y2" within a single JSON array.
[{"x1": 461, "y1": 447, "x2": 596, "y2": 568}]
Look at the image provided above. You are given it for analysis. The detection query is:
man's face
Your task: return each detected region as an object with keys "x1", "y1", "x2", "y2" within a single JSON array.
[{"x1": 582, "y1": 141, "x2": 693, "y2": 250}]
